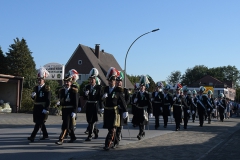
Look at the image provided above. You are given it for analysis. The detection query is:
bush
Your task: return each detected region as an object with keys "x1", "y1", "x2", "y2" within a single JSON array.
[{"x1": 20, "y1": 88, "x2": 34, "y2": 113}]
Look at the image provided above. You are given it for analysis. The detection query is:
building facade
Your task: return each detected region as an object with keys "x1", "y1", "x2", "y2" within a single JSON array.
[{"x1": 65, "y1": 44, "x2": 134, "y2": 89}]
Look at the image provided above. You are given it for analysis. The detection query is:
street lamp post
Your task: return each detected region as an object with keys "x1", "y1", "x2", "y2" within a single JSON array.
[{"x1": 124, "y1": 28, "x2": 160, "y2": 88}]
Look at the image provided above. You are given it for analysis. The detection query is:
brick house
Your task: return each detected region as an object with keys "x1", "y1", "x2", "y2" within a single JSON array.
[
  {"x1": 187, "y1": 75, "x2": 236, "y2": 100},
  {"x1": 65, "y1": 44, "x2": 134, "y2": 89}
]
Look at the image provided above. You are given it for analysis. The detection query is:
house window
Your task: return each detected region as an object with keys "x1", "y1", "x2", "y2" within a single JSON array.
[{"x1": 78, "y1": 60, "x2": 82, "y2": 65}]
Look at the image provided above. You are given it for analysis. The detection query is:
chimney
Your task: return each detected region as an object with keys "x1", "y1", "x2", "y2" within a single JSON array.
[{"x1": 95, "y1": 44, "x2": 100, "y2": 59}]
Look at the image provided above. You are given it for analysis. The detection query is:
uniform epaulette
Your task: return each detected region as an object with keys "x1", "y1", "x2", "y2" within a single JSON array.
[
  {"x1": 59, "y1": 87, "x2": 64, "y2": 92},
  {"x1": 71, "y1": 83, "x2": 79, "y2": 89},
  {"x1": 115, "y1": 86, "x2": 123, "y2": 92},
  {"x1": 72, "y1": 87, "x2": 78, "y2": 93},
  {"x1": 45, "y1": 85, "x2": 50, "y2": 92}
]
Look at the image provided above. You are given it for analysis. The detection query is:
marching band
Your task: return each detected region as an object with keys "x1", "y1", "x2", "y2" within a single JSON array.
[{"x1": 29, "y1": 66, "x2": 229, "y2": 151}]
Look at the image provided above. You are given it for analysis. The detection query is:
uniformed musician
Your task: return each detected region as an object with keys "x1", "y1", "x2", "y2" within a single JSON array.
[
  {"x1": 114, "y1": 71, "x2": 130, "y2": 148},
  {"x1": 101, "y1": 67, "x2": 128, "y2": 150},
  {"x1": 83, "y1": 68, "x2": 102, "y2": 141},
  {"x1": 55, "y1": 74, "x2": 78, "y2": 145},
  {"x1": 132, "y1": 75, "x2": 153, "y2": 140},
  {"x1": 216, "y1": 93, "x2": 226, "y2": 122},
  {"x1": 151, "y1": 81, "x2": 164, "y2": 129},
  {"x1": 206, "y1": 90, "x2": 216, "y2": 124},
  {"x1": 196, "y1": 86, "x2": 208, "y2": 127},
  {"x1": 172, "y1": 83, "x2": 183, "y2": 131},
  {"x1": 28, "y1": 67, "x2": 51, "y2": 142},
  {"x1": 162, "y1": 84, "x2": 173, "y2": 128}
]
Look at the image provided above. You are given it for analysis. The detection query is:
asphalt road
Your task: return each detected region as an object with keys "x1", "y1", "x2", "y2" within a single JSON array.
[{"x1": 0, "y1": 113, "x2": 240, "y2": 160}]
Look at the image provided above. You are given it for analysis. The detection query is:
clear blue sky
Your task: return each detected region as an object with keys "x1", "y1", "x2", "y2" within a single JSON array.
[{"x1": 1, "y1": 0, "x2": 240, "y2": 82}]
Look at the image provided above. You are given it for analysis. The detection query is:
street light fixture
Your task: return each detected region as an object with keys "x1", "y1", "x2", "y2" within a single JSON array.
[{"x1": 124, "y1": 28, "x2": 160, "y2": 88}]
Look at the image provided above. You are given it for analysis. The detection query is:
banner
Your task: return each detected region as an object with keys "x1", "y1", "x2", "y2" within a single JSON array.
[{"x1": 43, "y1": 63, "x2": 65, "y2": 80}]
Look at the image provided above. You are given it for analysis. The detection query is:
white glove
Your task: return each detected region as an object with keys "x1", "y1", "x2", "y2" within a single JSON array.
[
  {"x1": 151, "y1": 98, "x2": 154, "y2": 101},
  {"x1": 213, "y1": 109, "x2": 216, "y2": 112},
  {"x1": 149, "y1": 113, "x2": 153, "y2": 118},
  {"x1": 187, "y1": 110, "x2": 190, "y2": 113},
  {"x1": 78, "y1": 107, "x2": 81, "y2": 113},
  {"x1": 42, "y1": 109, "x2": 48, "y2": 114},
  {"x1": 31, "y1": 92, "x2": 36, "y2": 98},
  {"x1": 123, "y1": 112, "x2": 128, "y2": 119},
  {"x1": 71, "y1": 112, "x2": 76, "y2": 118},
  {"x1": 192, "y1": 111, "x2": 195, "y2": 114},
  {"x1": 102, "y1": 93, "x2": 108, "y2": 99},
  {"x1": 160, "y1": 107, "x2": 163, "y2": 111},
  {"x1": 85, "y1": 90, "x2": 89, "y2": 96},
  {"x1": 56, "y1": 101, "x2": 60, "y2": 106},
  {"x1": 208, "y1": 108, "x2": 210, "y2": 111},
  {"x1": 100, "y1": 108, "x2": 104, "y2": 114},
  {"x1": 134, "y1": 98, "x2": 138, "y2": 103},
  {"x1": 173, "y1": 97, "x2": 176, "y2": 101}
]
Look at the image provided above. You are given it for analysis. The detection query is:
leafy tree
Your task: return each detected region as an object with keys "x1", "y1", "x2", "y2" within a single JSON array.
[
  {"x1": 0, "y1": 47, "x2": 7, "y2": 74},
  {"x1": 127, "y1": 74, "x2": 140, "y2": 85},
  {"x1": 166, "y1": 71, "x2": 181, "y2": 85},
  {"x1": 45, "y1": 80, "x2": 61, "y2": 107},
  {"x1": 6, "y1": 38, "x2": 36, "y2": 89},
  {"x1": 181, "y1": 65, "x2": 209, "y2": 85}
]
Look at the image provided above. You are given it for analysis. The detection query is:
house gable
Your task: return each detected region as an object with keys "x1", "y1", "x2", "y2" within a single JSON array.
[{"x1": 65, "y1": 44, "x2": 134, "y2": 89}]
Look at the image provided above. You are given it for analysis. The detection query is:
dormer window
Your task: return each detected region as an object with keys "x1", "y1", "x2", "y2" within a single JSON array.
[{"x1": 78, "y1": 60, "x2": 82, "y2": 65}]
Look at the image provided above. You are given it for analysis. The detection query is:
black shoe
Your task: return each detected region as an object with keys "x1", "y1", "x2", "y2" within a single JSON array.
[
  {"x1": 55, "y1": 140, "x2": 63, "y2": 145},
  {"x1": 199, "y1": 124, "x2": 203, "y2": 127},
  {"x1": 112, "y1": 143, "x2": 118, "y2": 149},
  {"x1": 68, "y1": 137, "x2": 76, "y2": 143},
  {"x1": 208, "y1": 121, "x2": 211, "y2": 124},
  {"x1": 40, "y1": 136, "x2": 49, "y2": 140},
  {"x1": 155, "y1": 125, "x2": 159, "y2": 130},
  {"x1": 27, "y1": 137, "x2": 34, "y2": 142},
  {"x1": 137, "y1": 134, "x2": 142, "y2": 140},
  {"x1": 94, "y1": 129, "x2": 99, "y2": 139},
  {"x1": 184, "y1": 126, "x2": 187, "y2": 129},
  {"x1": 103, "y1": 146, "x2": 110, "y2": 151},
  {"x1": 84, "y1": 130, "x2": 89, "y2": 134},
  {"x1": 176, "y1": 128, "x2": 179, "y2": 131},
  {"x1": 192, "y1": 120, "x2": 195, "y2": 123},
  {"x1": 85, "y1": 136, "x2": 92, "y2": 141},
  {"x1": 164, "y1": 125, "x2": 167, "y2": 128}
]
